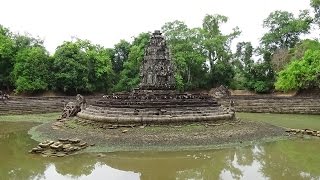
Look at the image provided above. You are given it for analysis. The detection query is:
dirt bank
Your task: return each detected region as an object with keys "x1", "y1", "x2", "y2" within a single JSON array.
[{"x1": 29, "y1": 118, "x2": 287, "y2": 152}]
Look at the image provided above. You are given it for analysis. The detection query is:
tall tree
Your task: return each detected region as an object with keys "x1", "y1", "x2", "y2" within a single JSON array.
[
  {"x1": 162, "y1": 21, "x2": 207, "y2": 91},
  {"x1": 86, "y1": 44, "x2": 114, "y2": 92},
  {"x1": 0, "y1": 25, "x2": 15, "y2": 91},
  {"x1": 310, "y1": 0, "x2": 320, "y2": 25},
  {"x1": 113, "y1": 33, "x2": 150, "y2": 92},
  {"x1": 200, "y1": 14, "x2": 240, "y2": 87},
  {"x1": 261, "y1": 10, "x2": 312, "y2": 51},
  {"x1": 231, "y1": 42, "x2": 254, "y2": 90},
  {"x1": 275, "y1": 40, "x2": 320, "y2": 91},
  {"x1": 13, "y1": 46, "x2": 51, "y2": 93},
  {"x1": 53, "y1": 40, "x2": 89, "y2": 93},
  {"x1": 53, "y1": 39, "x2": 114, "y2": 94},
  {"x1": 112, "y1": 40, "x2": 131, "y2": 74},
  {"x1": 275, "y1": 49, "x2": 320, "y2": 91},
  {"x1": 249, "y1": 10, "x2": 312, "y2": 93}
]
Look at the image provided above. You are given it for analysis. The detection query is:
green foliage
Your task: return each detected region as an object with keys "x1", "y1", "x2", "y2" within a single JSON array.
[
  {"x1": 255, "y1": 9, "x2": 312, "y2": 92},
  {"x1": 0, "y1": 26, "x2": 45, "y2": 92},
  {"x1": 247, "y1": 61, "x2": 275, "y2": 93},
  {"x1": 113, "y1": 33, "x2": 150, "y2": 92},
  {"x1": 13, "y1": 47, "x2": 51, "y2": 93},
  {"x1": 86, "y1": 45, "x2": 114, "y2": 92},
  {"x1": 162, "y1": 21, "x2": 208, "y2": 91},
  {"x1": 200, "y1": 14, "x2": 241, "y2": 87},
  {"x1": 261, "y1": 10, "x2": 312, "y2": 51},
  {"x1": 53, "y1": 40, "x2": 88, "y2": 93},
  {"x1": 275, "y1": 49, "x2": 320, "y2": 91},
  {"x1": 233, "y1": 42, "x2": 274, "y2": 93},
  {"x1": 162, "y1": 15, "x2": 240, "y2": 90},
  {"x1": 311, "y1": 0, "x2": 320, "y2": 24},
  {"x1": 112, "y1": 40, "x2": 131, "y2": 74},
  {"x1": 53, "y1": 39, "x2": 114, "y2": 94},
  {"x1": 271, "y1": 39, "x2": 320, "y2": 72},
  {"x1": 231, "y1": 42, "x2": 254, "y2": 89},
  {"x1": 0, "y1": 25, "x2": 15, "y2": 90},
  {"x1": 290, "y1": 39, "x2": 320, "y2": 59}
]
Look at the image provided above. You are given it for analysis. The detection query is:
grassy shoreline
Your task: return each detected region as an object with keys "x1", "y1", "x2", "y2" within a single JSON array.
[
  {"x1": 0, "y1": 113, "x2": 60, "y2": 123},
  {"x1": 237, "y1": 112, "x2": 320, "y2": 130}
]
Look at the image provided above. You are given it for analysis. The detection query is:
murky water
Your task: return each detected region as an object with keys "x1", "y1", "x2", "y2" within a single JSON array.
[{"x1": 1, "y1": 121, "x2": 320, "y2": 180}]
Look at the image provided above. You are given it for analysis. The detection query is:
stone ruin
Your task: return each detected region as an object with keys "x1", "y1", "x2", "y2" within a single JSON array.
[
  {"x1": 59, "y1": 94, "x2": 86, "y2": 120},
  {"x1": 139, "y1": 30, "x2": 175, "y2": 90},
  {"x1": 30, "y1": 138, "x2": 92, "y2": 157},
  {"x1": 210, "y1": 85, "x2": 231, "y2": 99},
  {"x1": 77, "y1": 30, "x2": 235, "y2": 125},
  {"x1": 0, "y1": 91, "x2": 9, "y2": 104}
]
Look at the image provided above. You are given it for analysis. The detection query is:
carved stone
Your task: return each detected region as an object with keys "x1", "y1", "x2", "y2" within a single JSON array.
[
  {"x1": 0, "y1": 91, "x2": 9, "y2": 104},
  {"x1": 210, "y1": 85, "x2": 231, "y2": 98},
  {"x1": 60, "y1": 94, "x2": 86, "y2": 119},
  {"x1": 139, "y1": 30, "x2": 175, "y2": 90},
  {"x1": 77, "y1": 30, "x2": 235, "y2": 124}
]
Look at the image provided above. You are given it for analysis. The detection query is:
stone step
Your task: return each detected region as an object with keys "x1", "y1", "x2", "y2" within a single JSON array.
[
  {"x1": 82, "y1": 108, "x2": 222, "y2": 116},
  {"x1": 77, "y1": 111, "x2": 234, "y2": 124}
]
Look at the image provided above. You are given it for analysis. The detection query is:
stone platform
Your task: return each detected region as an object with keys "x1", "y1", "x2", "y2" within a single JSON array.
[
  {"x1": 77, "y1": 30, "x2": 234, "y2": 125},
  {"x1": 77, "y1": 90, "x2": 235, "y2": 125}
]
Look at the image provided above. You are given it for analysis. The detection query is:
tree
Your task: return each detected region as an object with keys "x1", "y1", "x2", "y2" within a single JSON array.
[
  {"x1": 261, "y1": 10, "x2": 312, "y2": 51},
  {"x1": 86, "y1": 45, "x2": 114, "y2": 92},
  {"x1": 252, "y1": 10, "x2": 312, "y2": 93},
  {"x1": 13, "y1": 46, "x2": 51, "y2": 93},
  {"x1": 113, "y1": 33, "x2": 150, "y2": 92},
  {"x1": 233, "y1": 42, "x2": 275, "y2": 93},
  {"x1": 53, "y1": 39, "x2": 114, "y2": 94},
  {"x1": 275, "y1": 39, "x2": 320, "y2": 91},
  {"x1": 231, "y1": 42, "x2": 254, "y2": 89},
  {"x1": 0, "y1": 25, "x2": 15, "y2": 91},
  {"x1": 275, "y1": 44, "x2": 320, "y2": 91},
  {"x1": 271, "y1": 39, "x2": 320, "y2": 72},
  {"x1": 162, "y1": 21, "x2": 207, "y2": 91},
  {"x1": 0, "y1": 26, "x2": 45, "y2": 92},
  {"x1": 112, "y1": 40, "x2": 131, "y2": 74},
  {"x1": 310, "y1": 0, "x2": 320, "y2": 25},
  {"x1": 200, "y1": 14, "x2": 241, "y2": 87},
  {"x1": 53, "y1": 40, "x2": 89, "y2": 93},
  {"x1": 13, "y1": 33, "x2": 43, "y2": 51}
]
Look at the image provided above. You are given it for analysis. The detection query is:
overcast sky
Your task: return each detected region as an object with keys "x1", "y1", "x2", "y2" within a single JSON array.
[{"x1": 0, "y1": 0, "x2": 315, "y2": 54}]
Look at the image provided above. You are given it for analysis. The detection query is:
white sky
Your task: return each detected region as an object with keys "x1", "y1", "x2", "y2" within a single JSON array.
[{"x1": 0, "y1": 0, "x2": 315, "y2": 54}]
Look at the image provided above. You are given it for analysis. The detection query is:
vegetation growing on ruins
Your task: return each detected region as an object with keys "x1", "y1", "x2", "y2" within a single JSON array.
[{"x1": 0, "y1": 0, "x2": 319, "y2": 94}]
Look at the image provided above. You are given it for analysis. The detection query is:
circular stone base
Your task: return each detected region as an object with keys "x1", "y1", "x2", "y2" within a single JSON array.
[{"x1": 77, "y1": 110, "x2": 235, "y2": 125}]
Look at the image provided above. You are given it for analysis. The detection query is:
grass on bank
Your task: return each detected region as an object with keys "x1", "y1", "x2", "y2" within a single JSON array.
[
  {"x1": 238, "y1": 112, "x2": 320, "y2": 130},
  {"x1": 0, "y1": 112, "x2": 60, "y2": 123}
]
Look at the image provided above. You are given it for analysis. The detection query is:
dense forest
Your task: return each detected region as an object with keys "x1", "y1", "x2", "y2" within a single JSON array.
[{"x1": 1, "y1": 0, "x2": 320, "y2": 95}]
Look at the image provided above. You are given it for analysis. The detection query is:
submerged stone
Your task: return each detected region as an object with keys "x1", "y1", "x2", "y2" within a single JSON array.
[{"x1": 29, "y1": 138, "x2": 90, "y2": 157}]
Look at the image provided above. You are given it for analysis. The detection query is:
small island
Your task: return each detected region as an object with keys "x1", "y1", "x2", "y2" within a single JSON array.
[{"x1": 29, "y1": 31, "x2": 288, "y2": 155}]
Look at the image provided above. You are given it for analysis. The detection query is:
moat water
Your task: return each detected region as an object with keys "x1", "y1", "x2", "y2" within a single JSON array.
[{"x1": 1, "y1": 121, "x2": 320, "y2": 180}]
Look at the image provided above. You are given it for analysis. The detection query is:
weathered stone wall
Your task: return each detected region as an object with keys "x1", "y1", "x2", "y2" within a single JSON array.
[
  {"x1": 0, "y1": 96, "x2": 97, "y2": 115},
  {"x1": 219, "y1": 96, "x2": 320, "y2": 114},
  {"x1": 0, "y1": 95, "x2": 319, "y2": 115}
]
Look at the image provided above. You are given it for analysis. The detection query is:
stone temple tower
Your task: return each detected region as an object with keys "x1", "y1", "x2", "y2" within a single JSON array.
[
  {"x1": 139, "y1": 30, "x2": 175, "y2": 90},
  {"x1": 77, "y1": 30, "x2": 235, "y2": 125}
]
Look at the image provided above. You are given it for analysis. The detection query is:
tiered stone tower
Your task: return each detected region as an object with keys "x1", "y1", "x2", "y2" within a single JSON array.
[
  {"x1": 139, "y1": 30, "x2": 175, "y2": 90},
  {"x1": 77, "y1": 30, "x2": 235, "y2": 124}
]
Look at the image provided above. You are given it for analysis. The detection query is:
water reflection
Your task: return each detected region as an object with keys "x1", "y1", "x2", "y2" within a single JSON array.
[
  {"x1": 34, "y1": 163, "x2": 139, "y2": 180},
  {"x1": 1, "y1": 122, "x2": 320, "y2": 180}
]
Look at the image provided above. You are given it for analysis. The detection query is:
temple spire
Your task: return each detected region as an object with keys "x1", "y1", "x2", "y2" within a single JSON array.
[{"x1": 139, "y1": 30, "x2": 175, "y2": 90}]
